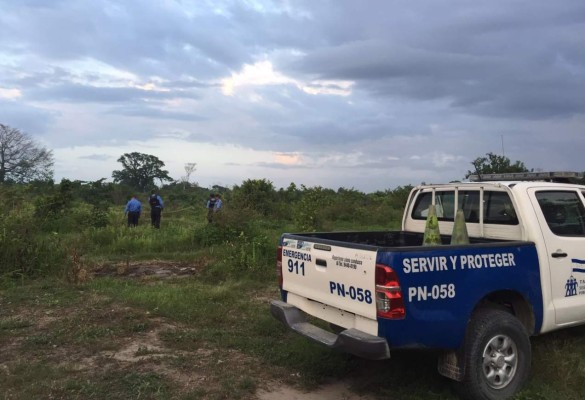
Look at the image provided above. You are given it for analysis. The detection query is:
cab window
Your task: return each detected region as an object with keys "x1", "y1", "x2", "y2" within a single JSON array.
[
  {"x1": 536, "y1": 191, "x2": 585, "y2": 236},
  {"x1": 484, "y1": 191, "x2": 518, "y2": 224},
  {"x1": 412, "y1": 190, "x2": 518, "y2": 225}
]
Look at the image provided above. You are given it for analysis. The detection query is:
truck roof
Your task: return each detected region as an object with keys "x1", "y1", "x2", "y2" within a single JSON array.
[
  {"x1": 417, "y1": 171, "x2": 585, "y2": 191},
  {"x1": 415, "y1": 180, "x2": 585, "y2": 191},
  {"x1": 467, "y1": 171, "x2": 583, "y2": 183}
]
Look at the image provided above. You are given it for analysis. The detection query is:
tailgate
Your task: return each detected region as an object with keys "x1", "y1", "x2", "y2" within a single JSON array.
[{"x1": 281, "y1": 237, "x2": 378, "y2": 321}]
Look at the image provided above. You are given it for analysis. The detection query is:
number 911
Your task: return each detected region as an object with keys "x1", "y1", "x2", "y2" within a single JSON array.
[{"x1": 288, "y1": 259, "x2": 305, "y2": 276}]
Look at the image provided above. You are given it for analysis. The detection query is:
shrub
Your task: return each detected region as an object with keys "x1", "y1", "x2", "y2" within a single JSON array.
[
  {"x1": 196, "y1": 207, "x2": 277, "y2": 281},
  {"x1": 231, "y1": 179, "x2": 277, "y2": 216},
  {"x1": 0, "y1": 204, "x2": 70, "y2": 278},
  {"x1": 293, "y1": 186, "x2": 333, "y2": 232}
]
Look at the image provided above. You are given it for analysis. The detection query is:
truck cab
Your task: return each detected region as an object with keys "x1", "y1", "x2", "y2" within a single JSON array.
[{"x1": 403, "y1": 173, "x2": 585, "y2": 332}]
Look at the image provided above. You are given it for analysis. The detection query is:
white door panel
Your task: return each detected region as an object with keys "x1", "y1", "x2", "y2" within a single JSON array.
[{"x1": 529, "y1": 189, "x2": 585, "y2": 325}]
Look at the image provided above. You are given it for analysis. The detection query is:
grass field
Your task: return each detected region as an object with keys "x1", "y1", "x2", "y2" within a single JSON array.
[
  {"x1": 2, "y1": 183, "x2": 585, "y2": 399},
  {"x1": 2, "y1": 267, "x2": 585, "y2": 400}
]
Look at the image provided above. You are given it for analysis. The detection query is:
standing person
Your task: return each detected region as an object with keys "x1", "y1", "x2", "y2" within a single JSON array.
[
  {"x1": 214, "y1": 194, "x2": 223, "y2": 213},
  {"x1": 206, "y1": 193, "x2": 217, "y2": 223},
  {"x1": 124, "y1": 195, "x2": 142, "y2": 227},
  {"x1": 148, "y1": 189, "x2": 164, "y2": 229}
]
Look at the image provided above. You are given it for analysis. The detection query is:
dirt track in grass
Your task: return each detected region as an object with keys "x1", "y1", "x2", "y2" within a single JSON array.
[{"x1": 0, "y1": 263, "x2": 379, "y2": 400}]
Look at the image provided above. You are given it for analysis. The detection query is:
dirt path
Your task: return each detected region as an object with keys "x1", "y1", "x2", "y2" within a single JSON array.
[
  {"x1": 257, "y1": 382, "x2": 378, "y2": 400},
  {"x1": 1, "y1": 263, "x2": 387, "y2": 399}
]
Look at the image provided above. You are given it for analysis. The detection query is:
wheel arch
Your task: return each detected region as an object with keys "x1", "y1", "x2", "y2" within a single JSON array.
[
  {"x1": 438, "y1": 290, "x2": 535, "y2": 383},
  {"x1": 472, "y1": 289, "x2": 536, "y2": 335}
]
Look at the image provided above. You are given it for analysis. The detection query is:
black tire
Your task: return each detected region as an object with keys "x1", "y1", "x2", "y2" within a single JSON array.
[{"x1": 455, "y1": 308, "x2": 531, "y2": 400}]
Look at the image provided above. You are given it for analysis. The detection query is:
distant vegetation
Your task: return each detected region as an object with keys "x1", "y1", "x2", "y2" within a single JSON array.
[
  {"x1": 0, "y1": 177, "x2": 412, "y2": 282},
  {"x1": 467, "y1": 152, "x2": 530, "y2": 177},
  {"x1": 2, "y1": 140, "x2": 582, "y2": 283}
]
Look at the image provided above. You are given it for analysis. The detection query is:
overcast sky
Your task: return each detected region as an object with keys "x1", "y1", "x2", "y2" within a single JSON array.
[{"x1": 1, "y1": 0, "x2": 584, "y2": 192}]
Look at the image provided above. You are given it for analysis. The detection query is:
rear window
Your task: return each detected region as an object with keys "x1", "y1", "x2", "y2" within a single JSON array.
[{"x1": 412, "y1": 190, "x2": 518, "y2": 225}]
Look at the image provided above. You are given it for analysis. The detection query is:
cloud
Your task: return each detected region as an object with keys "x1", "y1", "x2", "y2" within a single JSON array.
[
  {"x1": 78, "y1": 153, "x2": 112, "y2": 161},
  {"x1": 221, "y1": 60, "x2": 354, "y2": 97},
  {"x1": 28, "y1": 82, "x2": 195, "y2": 103},
  {"x1": 0, "y1": 87, "x2": 22, "y2": 99},
  {"x1": 1, "y1": 0, "x2": 584, "y2": 191},
  {"x1": 221, "y1": 61, "x2": 295, "y2": 95},
  {"x1": 273, "y1": 152, "x2": 302, "y2": 165},
  {"x1": 107, "y1": 105, "x2": 205, "y2": 122},
  {"x1": 0, "y1": 100, "x2": 57, "y2": 135}
]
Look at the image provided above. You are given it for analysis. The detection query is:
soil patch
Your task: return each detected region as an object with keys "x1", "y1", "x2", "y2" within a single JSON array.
[
  {"x1": 92, "y1": 261, "x2": 200, "y2": 279},
  {"x1": 257, "y1": 382, "x2": 378, "y2": 400}
]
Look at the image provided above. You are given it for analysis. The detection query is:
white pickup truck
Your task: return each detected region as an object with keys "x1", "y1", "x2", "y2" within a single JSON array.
[{"x1": 270, "y1": 171, "x2": 585, "y2": 400}]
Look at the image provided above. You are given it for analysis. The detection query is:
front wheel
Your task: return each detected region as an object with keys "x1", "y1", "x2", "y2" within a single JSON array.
[{"x1": 456, "y1": 309, "x2": 531, "y2": 400}]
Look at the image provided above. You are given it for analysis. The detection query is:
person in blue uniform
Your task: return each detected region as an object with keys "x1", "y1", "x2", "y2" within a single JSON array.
[
  {"x1": 148, "y1": 189, "x2": 164, "y2": 229},
  {"x1": 206, "y1": 193, "x2": 217, "y2": 223},
  {"x1": 215, "y1": 194, "x2": 223, "y2": 211},
  {"x1": 124, "y1": 195, "x2": 142, "y2": 227}
]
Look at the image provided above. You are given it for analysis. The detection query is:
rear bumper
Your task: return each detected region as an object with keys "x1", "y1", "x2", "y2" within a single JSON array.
[{"x1": 270, "y1": 300, "x2": 390, "y2": 360}]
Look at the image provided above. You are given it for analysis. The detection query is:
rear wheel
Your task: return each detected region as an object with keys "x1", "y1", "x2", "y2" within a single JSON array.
[{"x1": 456, "y1": 309, "x2": 531, "y2": 400}]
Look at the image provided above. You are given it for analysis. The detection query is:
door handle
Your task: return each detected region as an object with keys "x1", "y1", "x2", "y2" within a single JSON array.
[
  {"x1": 316, "y1": 258, "x2": 327, "y2": 267},
  {"x1": 551, "y1": 251, "x2": 568, "y2": 258}
]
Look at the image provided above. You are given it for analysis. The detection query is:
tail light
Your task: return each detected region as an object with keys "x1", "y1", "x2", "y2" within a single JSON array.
[
  {"x1": 276, "y1": 246, "x2": 283, "y2": 287},
  {"x1": 375, "y1": 263, "x2": 405, "y2": 319}
]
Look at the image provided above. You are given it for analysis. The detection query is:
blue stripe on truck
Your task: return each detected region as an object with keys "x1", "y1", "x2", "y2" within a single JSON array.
[{"x1": 376, "y1": 243, "x2": 543, "y2": 349}]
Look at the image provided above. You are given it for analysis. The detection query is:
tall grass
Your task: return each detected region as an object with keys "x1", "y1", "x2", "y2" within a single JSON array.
[
  {"x1": 0, "y1": 181, "x2": 405, "y2": 283},
  {"x1": 0, "y1": 199, "x2": 70, "y2": 278}
]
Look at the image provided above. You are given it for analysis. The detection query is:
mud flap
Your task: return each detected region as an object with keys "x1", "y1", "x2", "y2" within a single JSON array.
[{"x1": 438, "y1": 350, "x2": 465, "y2": 381}]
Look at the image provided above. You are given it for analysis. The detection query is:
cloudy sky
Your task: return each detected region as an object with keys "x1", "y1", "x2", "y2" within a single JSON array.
[{"x1": 1, "y1": 0, "x2": 584, "y2": 192}]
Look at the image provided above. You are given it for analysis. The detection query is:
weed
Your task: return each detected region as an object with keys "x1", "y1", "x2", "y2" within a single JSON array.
[
  {"x1": 0, "y1": 361, "x2": 75, "y2": 398},
  {"x1": 135, "y1": 345, "x2": 155, "y2": 356},
  {"x1": 0, "y1": 317, "x2": 33, "y2": 330}
]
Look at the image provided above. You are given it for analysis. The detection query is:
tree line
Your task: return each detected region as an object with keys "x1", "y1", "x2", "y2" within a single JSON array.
[{"x1": 2, "y1": 122, "x2": 582, "y2": 193}]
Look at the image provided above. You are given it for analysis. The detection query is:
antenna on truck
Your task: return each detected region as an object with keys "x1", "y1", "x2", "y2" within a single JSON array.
[{"x1": 468, "y1": 171, "x2": 584, "y2": 183}]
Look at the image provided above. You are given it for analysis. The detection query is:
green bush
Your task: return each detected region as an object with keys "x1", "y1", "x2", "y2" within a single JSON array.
[
  {"x1": 293, "y1": 186, "x2": 333, "y2": 232},
  {"x1": 195, "y1": 207, "x2": 277, "y2": 281},
  {"x1": 231, "y1": 178, "x2": 277, "y2": 216},
  {"x1": 0, "y1": 203, "x2": 70, "y2": 278}
]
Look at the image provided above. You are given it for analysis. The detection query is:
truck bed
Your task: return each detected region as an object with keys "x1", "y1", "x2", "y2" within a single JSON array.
[
  {"x1": 278, "y1": 230, "x2": 542, "y2": 350},
  {"x1": 284, "y1": 230, "x2": 514, "y2": 249}
]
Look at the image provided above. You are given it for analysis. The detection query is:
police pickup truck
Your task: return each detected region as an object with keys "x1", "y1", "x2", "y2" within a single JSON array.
[{"x1": 270, "y1": 171, "x2": 585, "y2": 400}]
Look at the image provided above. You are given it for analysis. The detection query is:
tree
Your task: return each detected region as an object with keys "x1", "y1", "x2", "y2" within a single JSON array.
[
  {"x1": 231, "y1": 178, "x2": 276, "y2": 215},
  {"x1": 0, "y1": 124, "x2": 54, "y2": 183},
  {"x1": 112, "y1": 152, "x2": 173, "y2": 191},
  {"x1": 467, "y1": 152, "x2": 529, "y2": 178},
  {"x1": 180, "y1": 162, "x2": 197, "y2": 189}
]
